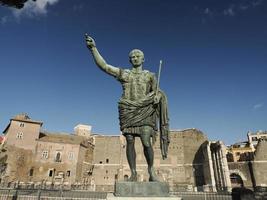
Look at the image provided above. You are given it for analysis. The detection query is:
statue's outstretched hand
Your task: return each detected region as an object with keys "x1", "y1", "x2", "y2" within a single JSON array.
[{"x1": 85, "y1": 34, "x2": 96, "y2": 49}]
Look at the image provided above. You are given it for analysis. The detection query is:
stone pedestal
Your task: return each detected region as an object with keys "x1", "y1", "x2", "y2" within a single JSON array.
[
  {"x1": 115, "y1": 182, "x2": 169, "y2": 197},
  {"x1": 107, "y1": 193, "x2": 182, "y2": 200},
  {"x1": 108, "y1": 182, "x2": 181, "y2": 200}
]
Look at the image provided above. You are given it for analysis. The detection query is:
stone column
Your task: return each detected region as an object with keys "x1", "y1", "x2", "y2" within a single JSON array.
[
  {"x1": 218, "y1": 146, "x2": 226, "y2": 190},
  {"x1": 220, "y1": 143, "x2": 232, "y2": 192},
  {"x1": 215, "y1": 148, "x2": 223, "y2": 190},
  {"x1": 212, "y1": 149, "x2": 219, "y2": 190},
  {"x1": 207, "y1": 142, "x2": 217, "y2": 192}
]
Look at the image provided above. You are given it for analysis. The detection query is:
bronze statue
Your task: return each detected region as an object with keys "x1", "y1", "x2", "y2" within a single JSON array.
[{"x1": 85, "y1": 34, "x2": 169, "y2": 182}]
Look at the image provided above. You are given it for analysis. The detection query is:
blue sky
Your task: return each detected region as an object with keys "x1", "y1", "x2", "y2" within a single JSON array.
[{"x1": 0, "y1": 0, "x2": 266, "y2": 145}]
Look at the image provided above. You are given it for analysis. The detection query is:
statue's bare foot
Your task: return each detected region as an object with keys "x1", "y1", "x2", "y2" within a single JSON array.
[
  {"x1": 149, "y1": 175, "x2": 159, "y2": 182},
  {"x1": 148, "y1": 167, "x2": 159, "y2": 182},
  {"x1": 128, "y1": 173, "x2": 137, "y2": 182}
]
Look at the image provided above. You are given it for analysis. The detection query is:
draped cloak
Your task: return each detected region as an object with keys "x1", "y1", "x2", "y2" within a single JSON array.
[
  {"x1": 118, "y1": 90, "x2": 170, "y2": 159},
  {"x1": 116, "y1": 68, "x2": 170, "y2": 159}
]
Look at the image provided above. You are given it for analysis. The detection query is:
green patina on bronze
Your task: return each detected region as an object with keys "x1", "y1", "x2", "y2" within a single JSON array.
[{"x1": 85, "y1": 34, "x2": 170, "y2": 182}]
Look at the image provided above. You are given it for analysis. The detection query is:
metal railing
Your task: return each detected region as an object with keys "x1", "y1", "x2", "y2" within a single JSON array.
[
  {"x1": 0, "y1": 189, "x2": 107, "y2": 200},
  {"x1": 171, "y1": 189, "x2": 267, "y2": 200},
  {"x1": 171, "y1": 191, "x2": 232, "y2": 200},
  {"x1": 0, "y1": 188, "x2": 266, "y2": 200}
]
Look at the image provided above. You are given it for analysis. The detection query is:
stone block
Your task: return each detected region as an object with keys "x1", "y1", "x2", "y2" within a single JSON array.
[
  {"x1": 114, "y1": 182, "x2": 170, "y2": 197},
  {"x1": 107, "y1": 193, "x2": 182, "y2": 200}
]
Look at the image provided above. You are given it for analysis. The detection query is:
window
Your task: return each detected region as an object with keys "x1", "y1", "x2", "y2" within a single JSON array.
[
  {"x1": 68, "y1": 152, "x2": 74, "y2": 160},
  {"x1": 66, "y1": 170, "x2": 71, "y2": 177},
  {"x1": 16, "y1": 132, "x2": 23, "y2": 139},
  {"x1": 55, "y1": 152, "x2": 61, "y2": 162},
  {"x1": 57, "y1": 171, "x2": 64, "y2": 178},
  {"x1": 29, "y1": 168, "x2": 34, "y2": 176},
  {"x1": 106, "y1": 158, "x2": 109, "y2": 163},
  {"x1": 124, "y1": 175, "x2": 129, "y2": 181},
  {"x1": 252, "y1": 137, "x2": 258, "y2": 141},
  {"x1": 41, "y1": 151, "x2": 49, "y2": 159},
  {"x1": 87, "y1": 168, "x2": 93, "y2": 176},
  {"x1": 48, "y1": 169, "x2": 54, "y2": 177},
  {"x1": 19, "y1": 123, "x2": 25, "y2": 127}
]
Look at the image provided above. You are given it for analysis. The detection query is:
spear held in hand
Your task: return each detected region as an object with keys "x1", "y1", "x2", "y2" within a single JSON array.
[{"x1": 156, "y1": 60, "x2": 170, "y2": 160}]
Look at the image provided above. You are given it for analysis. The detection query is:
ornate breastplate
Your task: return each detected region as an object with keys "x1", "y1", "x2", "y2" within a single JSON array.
[{"x1": 120, "y1": 69, "x2": 153, "y2": 100}]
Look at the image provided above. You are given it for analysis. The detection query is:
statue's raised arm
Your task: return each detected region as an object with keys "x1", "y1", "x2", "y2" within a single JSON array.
[{"x1": 85, "y1": 34, "x2": 120, "y2": 77}]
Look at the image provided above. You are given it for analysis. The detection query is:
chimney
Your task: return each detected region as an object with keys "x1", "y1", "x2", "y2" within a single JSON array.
[{"x1": 74, "y1": 124, "x2": 92, "y2": 137}]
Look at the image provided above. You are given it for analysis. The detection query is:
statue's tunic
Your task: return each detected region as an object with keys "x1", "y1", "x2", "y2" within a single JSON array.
[
  {"x1": 114, "y1": 68, "x2": 170, "y2": 159},
  {"x1": 115, "y1": 68, "x2": 157, "y2": 136}
]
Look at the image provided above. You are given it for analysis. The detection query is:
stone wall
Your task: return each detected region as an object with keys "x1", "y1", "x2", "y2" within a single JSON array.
[
  {"x1": 228, "y1": 162, "x2": 254, "y2": 188},
  {"x1": 253, "y1": 140, "x2": 267, "y2": 187},
  {"x1": 91, "y1": 129, "x2": 208, "y2": 191},
  {"x1": 5, "y1": 120, "x2": 41, "y2": 151},
  {"x1": 92, "y1": 135, "x2": 123, "y2": 190},
  {"x1": 2, "y1": 145, "x2": 34, "y2": 183}
]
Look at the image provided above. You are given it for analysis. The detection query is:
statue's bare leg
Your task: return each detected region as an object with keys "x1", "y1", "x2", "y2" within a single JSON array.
[
  {"x1": 125, "y1": 134, "x2": 137, "y2": 181},
  {"x1": 140, "y1": 126, "x2": 158, "y2": 182}
]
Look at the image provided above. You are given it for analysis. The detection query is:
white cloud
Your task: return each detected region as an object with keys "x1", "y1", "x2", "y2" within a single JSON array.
[
  {"x1": 202, "y1": 7, "x2": 214, "y2": 22},
  {"x1": 223, "y1": 6, "x2": 235, "y2": 16},
  {"x1": 239, "y1": 5, "x2": 249, "y2": 10},
  {"x1": 204, "y1": 8, "x2": 210, "y2": 15},
  {"x1": 12, "y1": 0, "x2": 59, "y2": 18},
  {"x1": 222, "y1": 0, "x2": 265, "y2": 17},
  {"x1": 73, "y1": 4, "x2": 83, "y2": 12},
  {"x1": 253, "y1": 103, "x2": 264, "y2": 110},
  {"x1": 0, "y1": 16, "x2": 8, "y2": 25},
  {"x1": 252, "y1": 0, "x2": 263, "y2": 7}
]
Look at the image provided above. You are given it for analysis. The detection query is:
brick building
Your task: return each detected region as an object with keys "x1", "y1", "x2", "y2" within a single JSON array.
[
  {"x1": 92, "y1": 129, "x2": 209, "y2": 192},
  {"x1": 1, "y1": 113, "x2": 266, "y2": 193},
  {"x1": 226, "y1": 131, "x2": 267, "y2": 191},
  {"x1": 0, "y1": 114, "x2": 94, "y2": 188}
]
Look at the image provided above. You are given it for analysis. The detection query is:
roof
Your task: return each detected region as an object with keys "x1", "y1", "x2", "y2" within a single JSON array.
[
  {"x1": 232, "y1": 141, "x2": 249, "y2": 147},
  {"x1": 12, "y1": 113, "x2": 43, "y2": 125},
  {"x1": 37, "y1": 131, "x2": 89, "y2": 147},
  {"x1": 248, "y1": 130, "x2": 267, "y2": 135},
  {"x1": 170, "y1": 128, "x2": 197, "y2": 132},
  {"x1": 3, "y1": 113, "x2": 43, "y2": 134}
]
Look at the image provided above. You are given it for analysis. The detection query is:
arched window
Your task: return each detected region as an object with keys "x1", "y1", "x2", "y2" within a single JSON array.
[
  {"x1": 41, "y1": 150, "x2": 49, "y2": 159},
  {"x1": 16, "y1": 132, "x2": 23, "y2": 139},
  {"x1": 48, "y1": 169, "x2": 54, "y2": 177},
  {"x1": 55, "y1": 152, "x2": 61, "y2": 162},
  {"x1": 230, "y1": 173, "x2": 244, "y2": 187},
  {"x1": 29, "y1": 168, "x2": 34, "y2": 176},
  {"x1": 124, "y1": 175, "x2": 129, "y2": 181},
  {"x1": 68, "y1": 152, "x2": 74, "y2": 160}
]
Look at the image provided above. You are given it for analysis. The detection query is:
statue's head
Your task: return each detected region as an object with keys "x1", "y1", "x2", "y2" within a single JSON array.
[{"x1": 129, "y1": 49, "x2": 145, "y2": 67}]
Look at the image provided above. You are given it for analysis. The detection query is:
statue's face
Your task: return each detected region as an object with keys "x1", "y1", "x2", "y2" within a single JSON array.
[{"x1": 129, "y1": 50, "x2": 144, "y2": 67}]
